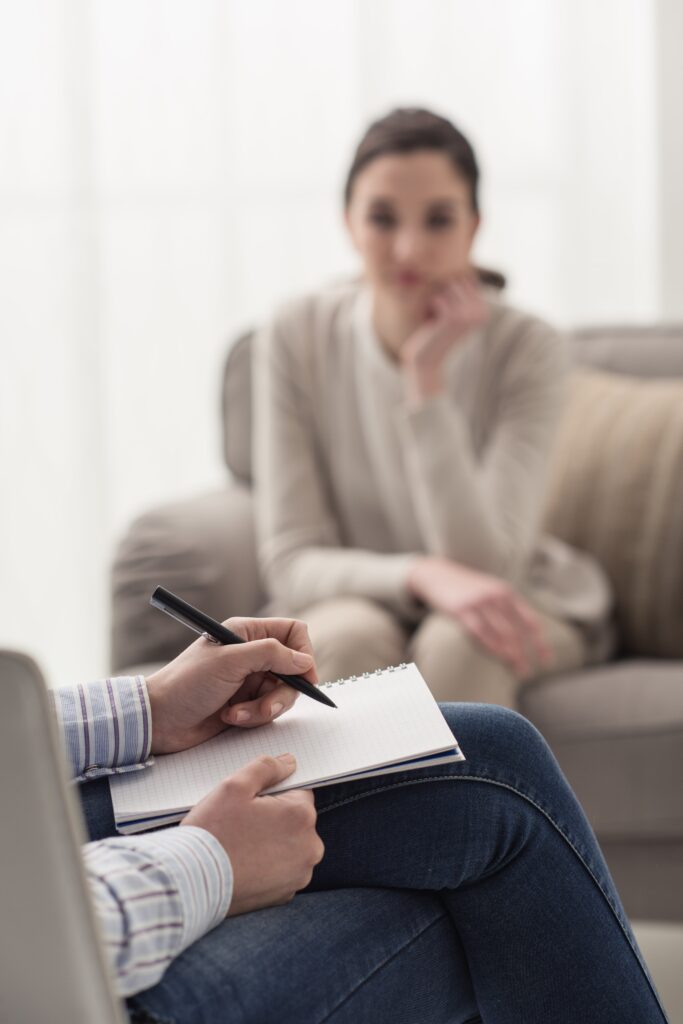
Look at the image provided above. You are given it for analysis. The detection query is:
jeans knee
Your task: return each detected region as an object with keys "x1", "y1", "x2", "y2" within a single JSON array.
[{"x1": 438, "y1": 702, "x2": 556, "y2": 782}]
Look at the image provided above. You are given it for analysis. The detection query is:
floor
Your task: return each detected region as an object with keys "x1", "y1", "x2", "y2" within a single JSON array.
[{"x1": 633, "y1": 921, "x2": 683, "y2": 1023}]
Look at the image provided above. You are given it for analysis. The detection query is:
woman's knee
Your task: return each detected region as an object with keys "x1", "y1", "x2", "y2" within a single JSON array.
[
  {"x1": 302, "y1": 597, "x2": 406, "y2": 679},
  {"x1": 411, "y1": 613, "x2": 518, "y2": 706}
]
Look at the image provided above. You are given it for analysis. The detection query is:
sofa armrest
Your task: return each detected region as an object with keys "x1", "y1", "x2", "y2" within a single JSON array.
[{"x1": 110, "y1": 485, "x2": 264, "y2": 673}]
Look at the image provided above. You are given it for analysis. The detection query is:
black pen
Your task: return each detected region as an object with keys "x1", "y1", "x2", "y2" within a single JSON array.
[{"x1": 150, "y1": 585, "x2": 337, "y2": 709}]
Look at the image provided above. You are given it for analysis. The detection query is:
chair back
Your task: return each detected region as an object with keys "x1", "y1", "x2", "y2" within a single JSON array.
[{"x1": 0, "y1": 650, "x2": 126, "y2": 1024}]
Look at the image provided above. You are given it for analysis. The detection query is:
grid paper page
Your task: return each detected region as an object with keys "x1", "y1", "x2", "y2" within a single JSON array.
[{"x1": 110, "y1": 663, "x2": 464, "y2": 824}]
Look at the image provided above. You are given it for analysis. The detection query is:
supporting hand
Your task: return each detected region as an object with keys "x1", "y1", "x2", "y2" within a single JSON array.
[{"x1": 182, "y1": 753, "x2": 324, "y2": 916}]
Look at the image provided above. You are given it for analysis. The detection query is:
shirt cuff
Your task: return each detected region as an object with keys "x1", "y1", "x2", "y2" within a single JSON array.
[
  {"x1": 139, "y1": 826, "x2": 233, "y2": 950},
  {"x1": 50, "y1": 676, "x2": 153, "y2": 782},
  {"x1": 378, "y1": 552, "x2": 427, "y2": 621}
]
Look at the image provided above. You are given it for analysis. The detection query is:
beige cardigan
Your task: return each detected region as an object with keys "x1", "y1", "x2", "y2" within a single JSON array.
[{"x1": 253, "y1": 279, "x2": 611, "y2": 631}]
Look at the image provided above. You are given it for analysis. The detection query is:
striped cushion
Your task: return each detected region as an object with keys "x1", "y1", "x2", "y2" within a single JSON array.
[{"x1": 543, "y1": 369, "x2": 683, "y2": 657}]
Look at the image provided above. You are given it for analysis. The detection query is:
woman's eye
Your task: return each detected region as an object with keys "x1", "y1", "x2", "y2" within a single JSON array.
[
  {"x1": 427, "y1": 215, "x2": 455, "y2": 230},
  {"x1": 368, "y1": 212, "x2": 396, "y2": 229}
]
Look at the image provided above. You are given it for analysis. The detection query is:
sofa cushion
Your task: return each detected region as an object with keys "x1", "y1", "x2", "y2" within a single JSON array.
[
  {"x1": 222, "y1": 331, "x2": 254, "y2": 485},
  {"x1": 572, "y1": 325, "x2": 683, "y2": 378},
  {"x1": 542, "y1": 369, "x2": 683, "y2": 657},
  {"x1": 110, "y1": 486, "x2": 265, "y2": 673},
  {"x1": 520, "y1": 661, "x2": 683, "y2": 841}
]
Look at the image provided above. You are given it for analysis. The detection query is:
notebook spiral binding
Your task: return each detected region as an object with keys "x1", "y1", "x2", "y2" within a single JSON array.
[{"x1": 320, "y1": 663, "x2": 409, "y2": 689}]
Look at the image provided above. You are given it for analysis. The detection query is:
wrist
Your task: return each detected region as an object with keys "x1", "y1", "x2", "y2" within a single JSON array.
[
  {"x1": 145, "y1": 668, "x2": 174, "y2": 755},
  {"x1": 402, "y1": 363, "x2": 444, "y2": 408},
  {"x1": 406, "y1": 556, "x2": 434, "y2": 599}
]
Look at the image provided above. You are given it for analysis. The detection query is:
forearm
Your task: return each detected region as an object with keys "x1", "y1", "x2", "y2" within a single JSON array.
[
  {"x1": 49, "y1": 677, "x2": 153, "y2": 781},
  {"x1": 398, "y1": 363, "x2": 567, "y2": 580},
  {"x1": 398, "y1": 398, "x2": 522, "y2": 575},
  {"x1": 260, "y1": 540, "x2": 419, "y2": 616},
  {"x1": 84, "y1": 826, "x2": 232, "y2": 997}
]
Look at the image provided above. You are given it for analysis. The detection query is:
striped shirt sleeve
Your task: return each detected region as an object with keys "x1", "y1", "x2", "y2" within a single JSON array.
[
  {"x1": 84, "y1": 825, "x2": 233, "y2": 997},
  {"x1": 49, "y1": 676, "x2": 153, "y2": 781}
]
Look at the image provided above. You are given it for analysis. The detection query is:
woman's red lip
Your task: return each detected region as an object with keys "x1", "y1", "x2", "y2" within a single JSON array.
[{"x1": 396, "y1": 271, "x2": 422, "y2": 286}]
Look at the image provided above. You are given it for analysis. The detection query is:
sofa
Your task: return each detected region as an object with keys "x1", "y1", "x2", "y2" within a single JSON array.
[{"x1": 111, "y1": 323, "x2": 683, "y2": 922}]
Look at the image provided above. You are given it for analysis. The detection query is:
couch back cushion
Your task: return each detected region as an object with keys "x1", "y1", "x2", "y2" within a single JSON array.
[
  {"x1": 541, "y1": 369, "x2": 683, "y2": 657},
  {"x1": 222, "y1": 330, "x2": 254, "y2": 484},
  {"x1": 571, "y1": 324, "x2": 683, "y2": 378}
]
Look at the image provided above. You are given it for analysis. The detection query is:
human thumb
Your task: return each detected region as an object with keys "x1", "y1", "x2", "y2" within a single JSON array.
[
  {"x1": 290, "y1": 648, "x2": 314, "y2": 671},
  {"x1": 237, "y1": 753, "x2": 297, "y2": 796}
]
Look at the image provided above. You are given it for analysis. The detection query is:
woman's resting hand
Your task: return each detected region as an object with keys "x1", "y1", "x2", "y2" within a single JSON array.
[{"x1": 408, "y1": 556, "x2": 551, "y2": 677}]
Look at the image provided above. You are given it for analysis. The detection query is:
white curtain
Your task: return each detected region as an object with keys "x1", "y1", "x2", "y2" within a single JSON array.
[{"x1": 0, "y1": 0, "x2": 659, "y2": 686}]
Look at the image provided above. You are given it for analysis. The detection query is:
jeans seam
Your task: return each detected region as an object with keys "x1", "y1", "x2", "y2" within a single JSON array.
[
  {"x1": 317, "y1": 908, "x2": 451, "y2": 1023},
  {"x1": 318, "y1": 773, "x2": 668, "y2": 1022}
]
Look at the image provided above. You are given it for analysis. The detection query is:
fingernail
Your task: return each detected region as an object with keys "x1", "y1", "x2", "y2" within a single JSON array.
[
  {"x1": 270, "y1": 702, "x2": 284, "y2": 718},
  {"x1": 277, "y1": 753, "x2": 295, "y2": 764},
  {"x1": 292, "y1": 651, "x2": 312, "y2": 668},
  {"x1": 235, "y1": 709, "x2": 251, "y2": 723}
]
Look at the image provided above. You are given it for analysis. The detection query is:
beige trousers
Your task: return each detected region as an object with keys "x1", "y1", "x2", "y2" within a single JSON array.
[{"x1": 300, "y1": 596, "x2": 587, "y2": 708}]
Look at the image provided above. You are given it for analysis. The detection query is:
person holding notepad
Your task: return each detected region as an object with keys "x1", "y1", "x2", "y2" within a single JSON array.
[
  {"x1": 53, "y1": 617, "x2": 665, "y2": 1022},
  {"x1": 253, "y1": 107, "x2": 613, "y2": 707}
]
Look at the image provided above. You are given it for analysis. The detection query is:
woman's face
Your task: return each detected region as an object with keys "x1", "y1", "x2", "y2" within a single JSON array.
[{"x1": 345, "y1": 150, "x2": 480, "y2": 315}]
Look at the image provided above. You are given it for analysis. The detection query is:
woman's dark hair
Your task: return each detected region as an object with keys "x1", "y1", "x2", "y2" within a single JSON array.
[{"x1": 344, "y1": 107, "x2": 505, "y2": 289}]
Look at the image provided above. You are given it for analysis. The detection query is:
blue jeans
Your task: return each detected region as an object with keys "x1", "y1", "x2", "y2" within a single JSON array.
[{"x1": 81, "y1": 704, "x2": 667, "y2": 1023}]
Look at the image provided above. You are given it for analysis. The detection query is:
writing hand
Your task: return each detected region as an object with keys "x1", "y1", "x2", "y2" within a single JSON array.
[{"x1": 146, "y1": 618, "x2": 318, "y2": 754}]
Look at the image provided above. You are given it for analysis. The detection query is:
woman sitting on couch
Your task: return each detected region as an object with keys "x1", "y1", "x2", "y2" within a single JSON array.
[{"x1": 253, "y1": 107, "x2": 613, "y2": 704}]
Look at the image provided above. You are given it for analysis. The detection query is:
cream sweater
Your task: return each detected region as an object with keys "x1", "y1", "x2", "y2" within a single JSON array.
[{"x1": 253, "y1": 279, "x2": 611, "y2": 629}]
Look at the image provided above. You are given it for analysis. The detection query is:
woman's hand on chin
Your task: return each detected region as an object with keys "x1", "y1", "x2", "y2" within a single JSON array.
[
  {"x1": 400, "y1": 272, "x2": 489, "y2": 407},
  {"x1": 407, "y1": 556, "x2": 551, "y2": 678}
]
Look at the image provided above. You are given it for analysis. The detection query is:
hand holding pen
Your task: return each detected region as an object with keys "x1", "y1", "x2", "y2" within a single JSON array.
[{"x1": 146, "y1": 587, "x2": 335, "y2": 756}]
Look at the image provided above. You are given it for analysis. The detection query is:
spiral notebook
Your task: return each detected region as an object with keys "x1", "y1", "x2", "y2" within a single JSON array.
[{"x1": 110, "y1": 662, "x2": 464, "y2": 834}]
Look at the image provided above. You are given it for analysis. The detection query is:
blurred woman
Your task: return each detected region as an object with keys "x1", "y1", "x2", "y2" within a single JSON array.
[{"x1": 253, "y1": 107, "x2": 612, "y2": 704}]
